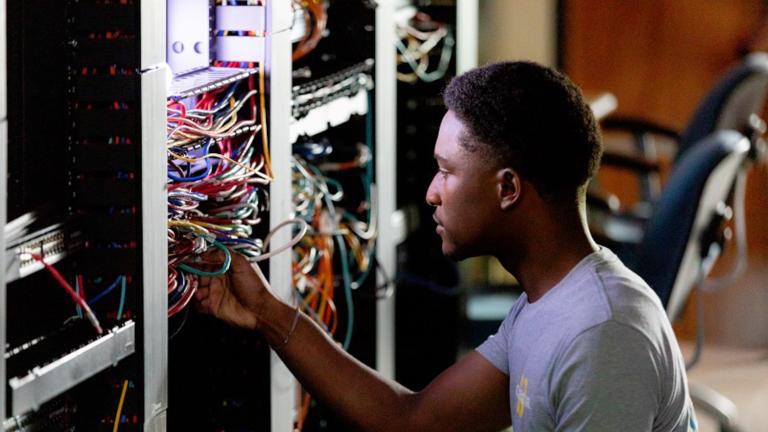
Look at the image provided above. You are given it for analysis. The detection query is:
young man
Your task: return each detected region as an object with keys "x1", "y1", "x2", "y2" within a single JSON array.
[{"x1": 196, "y1": 61, "x2": 697, "y2": 431}]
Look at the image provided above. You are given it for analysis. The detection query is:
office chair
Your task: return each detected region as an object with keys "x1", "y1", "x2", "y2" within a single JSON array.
[
  {"x1": 592, "y1": 52, "x2": 768, "y2": 226},
  {"x1": 589, "y1": 53, "x2": 768, "y2": 253},
  {"x1": 627, "y1": 130, "x2": 752, "y2": 432}
]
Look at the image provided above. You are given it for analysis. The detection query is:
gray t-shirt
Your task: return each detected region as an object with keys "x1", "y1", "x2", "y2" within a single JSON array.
[{"x1": 477, "y1": 248, "x2": 697, "y2": 432}]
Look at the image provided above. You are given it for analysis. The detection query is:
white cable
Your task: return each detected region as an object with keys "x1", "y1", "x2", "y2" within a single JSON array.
[{"x1": 254, "y1": 218, "x2": 309, "y2": 262}]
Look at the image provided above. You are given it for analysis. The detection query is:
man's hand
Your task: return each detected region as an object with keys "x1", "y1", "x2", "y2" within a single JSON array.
[
  {"x1": 191, "y1": 248, "x2": 511, "y2": 432},
  {"x1": 195, "y1": 251, "x2": 276, "y2": 331}
]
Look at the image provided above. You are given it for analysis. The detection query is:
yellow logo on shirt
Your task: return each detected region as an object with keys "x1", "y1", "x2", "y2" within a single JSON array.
[{"x1": 515, "y1": 375, "x2": 530, "y2": 417}]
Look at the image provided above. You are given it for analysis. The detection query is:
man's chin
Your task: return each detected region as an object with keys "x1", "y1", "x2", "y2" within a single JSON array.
[{"x1": 441, "y1": 244, "x2": 469, "y2": 262}]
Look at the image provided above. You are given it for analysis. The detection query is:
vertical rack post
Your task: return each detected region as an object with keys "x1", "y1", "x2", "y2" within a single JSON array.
[
  {"x1": 456, "y1": 0, "x2": 478, "y2": 73},
  {"x1": 140, "y1": 0, "x2": 169, "y2": 429},
  {"x1": 267, "y1": 0, "x2": 296, "y2": 430},
  {"x1": 140, "y1": 67, "x2": 169, "y2": 431},
  {"x1": 0, "y1": 0, "x2": 7, "y2": 421},
  {"x1": 375, "y1": 0, "x2": 397, "y2": 380}
]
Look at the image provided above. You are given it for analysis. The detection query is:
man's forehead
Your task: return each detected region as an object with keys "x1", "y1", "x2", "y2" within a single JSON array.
[{"x1": 434, "y1": 111, "x2": 464, "y2": 158}]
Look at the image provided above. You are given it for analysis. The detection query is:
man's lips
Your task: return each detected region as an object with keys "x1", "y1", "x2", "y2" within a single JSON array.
[{"x1": 433, "y1": 215, "x2": 444, "y2": 234}]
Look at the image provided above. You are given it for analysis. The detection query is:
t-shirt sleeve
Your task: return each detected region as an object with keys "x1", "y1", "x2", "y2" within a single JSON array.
[
  {"x1": 475, "y1": 313, "x2": 513, "y2": 375},
  {"x1": 552, "y1": 320, "x2": 660, "y2": 432}
]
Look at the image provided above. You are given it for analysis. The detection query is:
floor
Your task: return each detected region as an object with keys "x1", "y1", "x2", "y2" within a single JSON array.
[{"x1": 681, "y1": 343, "x2": 768, "y2": 432}]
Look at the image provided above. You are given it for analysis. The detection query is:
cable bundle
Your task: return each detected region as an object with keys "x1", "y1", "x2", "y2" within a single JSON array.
[
  {"x1": 292, "y1": 0, "x2": 328, "y2": 61},
  {"x1": 395, "y1": 11, "x2": 454, "y2": 83},
  {"x1": 291, "y1": 135, "x2": 376, "y2": 430},
  {"x1": 166, "y1": 66, "x2": 272, "y2": 317},
  {"x1": 291, "y1": 147, "x2": 376, "y2": 338}
]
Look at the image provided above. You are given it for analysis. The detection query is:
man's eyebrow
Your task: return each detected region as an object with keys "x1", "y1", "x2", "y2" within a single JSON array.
[{"x1": 434, "y1": 154, "x2": 447, "y2": 163}]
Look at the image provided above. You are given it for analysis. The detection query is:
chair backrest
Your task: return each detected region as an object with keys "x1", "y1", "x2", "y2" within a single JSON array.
[
  {"x1": 634, "y1": 130, "x2": 750, "y2": 321},
  {"x1": 677, "y1": 53, "x2": 768, "y2": 160}
]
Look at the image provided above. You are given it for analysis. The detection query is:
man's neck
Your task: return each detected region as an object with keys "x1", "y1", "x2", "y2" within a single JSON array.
[{"x1": 497, "y1": 204, "x2": 599, "y2": 303}]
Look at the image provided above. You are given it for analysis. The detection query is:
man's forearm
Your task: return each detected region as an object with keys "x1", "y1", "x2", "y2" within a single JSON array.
[{"x1": 258, "y1": 296, "x2": 418, "y2": 432}]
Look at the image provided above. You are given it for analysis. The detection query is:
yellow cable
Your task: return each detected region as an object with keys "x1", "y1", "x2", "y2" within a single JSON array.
[
  {"x1": 168, "y1": 220, "x2": 211, "y2": 237},
  {"x1": 258, "y1": 62, "x2": 274, "y2": 179},
  {"x1": 113, "y1": 380, "x2": 129, "y2": 432}
]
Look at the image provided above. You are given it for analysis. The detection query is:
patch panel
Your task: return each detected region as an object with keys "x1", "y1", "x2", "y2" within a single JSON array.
[{"x1": 5, "y1": 224, "x2": 83, "y2": 284}]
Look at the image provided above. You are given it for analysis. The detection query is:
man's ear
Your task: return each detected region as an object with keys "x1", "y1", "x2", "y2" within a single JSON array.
[{"x1": 497, "y1": 168, "x2": 522, "y2": 210}]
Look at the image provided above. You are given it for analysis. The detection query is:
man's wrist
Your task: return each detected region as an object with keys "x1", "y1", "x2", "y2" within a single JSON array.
[{"x1": 252, "y1": 294, "x2": 296, "y2": 348}]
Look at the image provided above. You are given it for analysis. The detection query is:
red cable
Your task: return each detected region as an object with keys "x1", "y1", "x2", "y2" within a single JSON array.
[
  {"x1": 77, "y1": 275, "x2": 87, "y2": 301},
  {"x1": 168, "y1": 275, "x2": 197, "y2": 317},
  {"x1": 27, "y1": 253, "x2": 103, "y2": 334}
]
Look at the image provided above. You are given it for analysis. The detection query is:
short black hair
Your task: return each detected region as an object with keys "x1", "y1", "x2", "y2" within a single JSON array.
[{"x1": 443, "y1": 61, "x2": 602, "y2": 199}]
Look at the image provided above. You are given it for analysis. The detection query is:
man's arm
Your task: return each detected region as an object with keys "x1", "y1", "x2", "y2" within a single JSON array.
[
  {"x1": 196, "y1": 253, "x2": 511, "y2": 432},
  {"x1": 553, "y1": 321, "x2": 659, "y2": 431}
]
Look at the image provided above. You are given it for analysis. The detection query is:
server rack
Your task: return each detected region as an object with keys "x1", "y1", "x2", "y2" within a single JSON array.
[
  {"x1": 2, "y1": 0, "x2": 397, "y2": 430},
  {"x1": 2, "y1": 0, "x2": 166, "y2": 429},
  {"x1": 393, "y1": 0, "x2": 476, "y2": 390},
  {"x1": 285, "y1": 0, "x2": 398, "y2": 429}
]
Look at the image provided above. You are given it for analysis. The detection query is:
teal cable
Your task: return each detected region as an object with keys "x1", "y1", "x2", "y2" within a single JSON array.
[
  {"x1": 334, "y1": 219, "x2": 354, "y2": 350},
  {"x1": 310, "y1": 164, "x2": 355, "y2": 350},
  {"x1": 178, "y1": 240, "x2": 232, "y2": 276},
  {"x1": 353, "y1": 89, "x2": 377, "y2": 289},
  {"x1": 117, "y1": 276, "x2": 126, "y2": 320},
  {"x1": 75, "y1": 277, "x2": 83, "y2": 318}
]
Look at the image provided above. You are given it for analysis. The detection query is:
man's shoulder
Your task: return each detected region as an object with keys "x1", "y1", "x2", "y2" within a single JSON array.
[{"x1": 550, "y1": 249, "x2": 668, "y2": 343}]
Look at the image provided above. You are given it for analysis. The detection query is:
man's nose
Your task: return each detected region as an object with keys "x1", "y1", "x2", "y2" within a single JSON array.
[{"x1": 426, "y1": 176, "x2": 441, "y2": 207}]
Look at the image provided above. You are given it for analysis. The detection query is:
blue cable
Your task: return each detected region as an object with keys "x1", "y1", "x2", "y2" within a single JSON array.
[
  {"x1": 168, "y1": 140, "x2": 213, "y2": 182},
  {"x1": 168, "y1": 272, "x2": 186, "y2": 306},
  {"x1": 210, "y1": 82, "x2": 239, "y2": 113},
  {"x1": 88, "y1": 275, "x2": 124, "y2": 305},
  {"x1": 218, "y1": 237, "x2": 261, "y2": 246},
  {"x1": 168, "y1": 159, "x2": 212, "y2": 182}
]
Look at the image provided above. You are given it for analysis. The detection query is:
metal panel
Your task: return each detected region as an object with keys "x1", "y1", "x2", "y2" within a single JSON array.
[
  {"x1": 456, "y1": 0, "x2": 478, "y2": 74},
  {"x1": 9, "y1": 322, "x2": 136, "y2": 416},
  {"x1": 140, "y1": 66, "x2": 169, "y2": 431},
  {"x1": 215, "y1": 36, "x2": 266, "y2": 63},
  {"x1": 167, "y1": 0, "x2": 209, "y2": 75},
  {"x1": 1, "y1": 119, "x2": 7, "y2": 426},
  {"x1": 141, "y1": 0, "x2": 166, "y2": 70},
  {"x1": 216, "y1": 5, "x2": 266, "y2": 32},
  {"x1": 267, "y1": 1, "x2": 295, "y2": 431},
  {"x1": 0, "y1": 0, "x2": 6, "y2": 120},
  {"x1": 375, "y1": 0, "x2": 396, "y2": 380}
]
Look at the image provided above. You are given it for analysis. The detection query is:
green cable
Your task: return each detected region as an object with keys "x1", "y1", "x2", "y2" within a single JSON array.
[{"x1": 178, "y1": 240, "x2": 232, "y2": 276}]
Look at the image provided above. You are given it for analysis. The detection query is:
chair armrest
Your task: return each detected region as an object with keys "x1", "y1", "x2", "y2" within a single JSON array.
[
  {"x1": 586, "y1": 188, "x2": 620, "y2": 213},
  {"x1": 601, "y1": 117, "x2": 682, "y2": 142},
  {"x1": 601, "y1": 150, "x2": 662, "y2": 173},
  {"x1": 588, "y1": 208, "x2": 648, "y2": 245}
]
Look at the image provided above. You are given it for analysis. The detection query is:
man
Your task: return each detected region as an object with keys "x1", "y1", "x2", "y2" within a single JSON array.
[{"x1": 196, "y1": 61, "x2": 697, "y2": 431}]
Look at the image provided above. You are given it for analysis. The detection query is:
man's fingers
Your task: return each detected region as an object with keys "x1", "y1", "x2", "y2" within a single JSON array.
[
  {"x1": 195, "y1": 286, "x2": 210, "y2": 301},
  {"x1": 195, "y1": 249, "x2": 228, "y2": 266},
  {"x1": 229, "y1": 252, "x2": 252, "y2": 274},
  {"x1": 197, "y1": 298, "x2": 211, "y2": 313}
]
